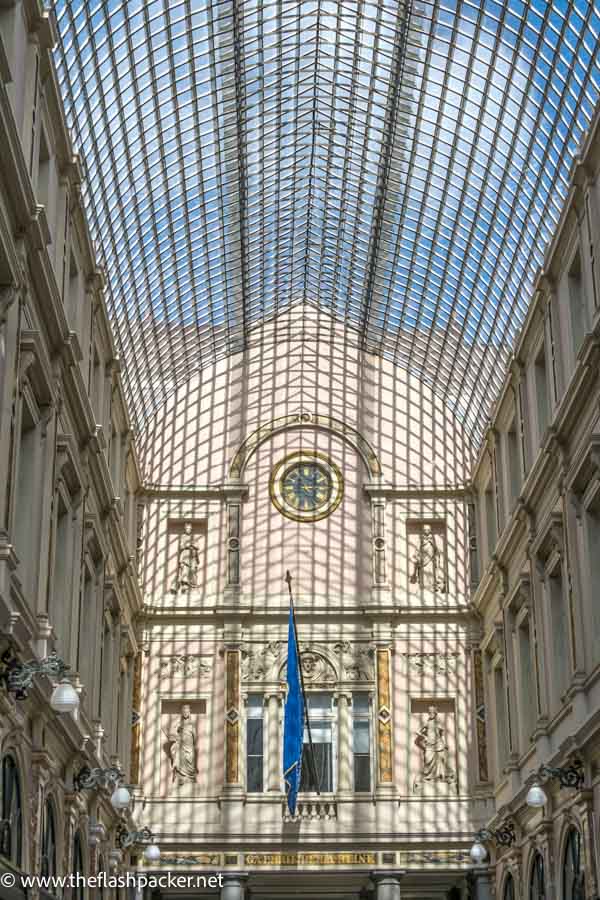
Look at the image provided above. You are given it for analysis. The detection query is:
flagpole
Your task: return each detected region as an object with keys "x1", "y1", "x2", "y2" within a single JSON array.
[{"x1": 285, "y1": 570, "x2": 320, "y2": 796}]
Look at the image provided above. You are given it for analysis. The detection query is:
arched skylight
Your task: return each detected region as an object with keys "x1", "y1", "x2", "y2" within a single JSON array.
[{"x1": 51, "y1": 0, "x2": 600, "y2": 440}]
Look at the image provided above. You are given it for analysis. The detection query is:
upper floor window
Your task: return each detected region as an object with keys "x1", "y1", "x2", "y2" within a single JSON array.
[
  {"x1": 352, "y1": 693, "x2": 371, "y2": 792},
  {"x1": 300, "y1": 693, "x2": 335, "y2": 793},
  {"x1": 246, "y1": 695, "x2": 264, "y2": 793},
  {"x1": 0, "y1": 754, "x2": 22, "y2": 867},
  {"x1": 41, "y1": 798, "x2": 57, "y2": 879},
  {"x1": 563, "y1": 828, "x2": 583, "y2": 900},
  {"x1": 530, "y1": 851, "x2": 545, "y2": 900}
]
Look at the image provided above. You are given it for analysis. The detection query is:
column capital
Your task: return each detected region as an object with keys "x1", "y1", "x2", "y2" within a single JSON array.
[{"x1": 370, "y1": 870, "x2": 406, "y2": 881}]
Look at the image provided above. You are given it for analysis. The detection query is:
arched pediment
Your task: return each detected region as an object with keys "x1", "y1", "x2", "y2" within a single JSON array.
[{"x1": 229, "y1": 411, "x2": 382, "y2": 481}]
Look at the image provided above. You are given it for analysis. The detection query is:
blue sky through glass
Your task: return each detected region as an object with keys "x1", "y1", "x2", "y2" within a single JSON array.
[{"x1": 50, "y1": 0, "x2": 600, "y2": 440}]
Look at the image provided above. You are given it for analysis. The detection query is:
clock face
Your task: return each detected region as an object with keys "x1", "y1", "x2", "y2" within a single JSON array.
[
  {"x1": 270, "y1": 452, "x2": 343, "y2": 522},
  {"x1": 281, "y1": 461, "x2": 332, "y2": 512}
]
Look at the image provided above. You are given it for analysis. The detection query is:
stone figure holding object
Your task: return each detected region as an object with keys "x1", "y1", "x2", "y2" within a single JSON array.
[
  {"x1": 410, "y1": 525, "x2": 446, "y2": 593},
  {"x1": 414, "y1": 705, "x2": 455, "y2": 792},
  {"x1": 172, "y1": 522, "x2": 200, "y2": 592},
  {"x1": 166, "y1": 704, "x2": 198, "y2": 786}
]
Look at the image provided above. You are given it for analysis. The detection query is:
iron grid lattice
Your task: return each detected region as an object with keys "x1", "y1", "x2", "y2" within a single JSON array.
[{"x1": 51, "y1": 0, "x2": 600, "y2": 442}]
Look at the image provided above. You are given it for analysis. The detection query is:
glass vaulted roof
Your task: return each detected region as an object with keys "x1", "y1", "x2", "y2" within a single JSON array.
[{"x1": 51, "y1": 0, "x2": 600, "y2": 442}]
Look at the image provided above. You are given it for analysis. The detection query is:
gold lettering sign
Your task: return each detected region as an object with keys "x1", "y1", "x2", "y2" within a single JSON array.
[{"x1": 244, "y1": 852, "x2": 376, "y2": 866}]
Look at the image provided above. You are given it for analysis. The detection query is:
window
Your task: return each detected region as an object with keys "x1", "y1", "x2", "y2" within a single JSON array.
[
  {"x1": 352, "y1": 693, "x2": 371, "y2": 792},
  {"x1": 568, "y1": 251, "x2": 586, "y2": 358},
  {"x1": 530, "y1": 851, "x2": 545, "y2": 900},
  {"x1": 0, "y1": 754, "x2": 22, "y2": 866},
  {"x1": 534, "y1": 345, "x2": 549, "y2": 438},
  {"x1": 503, "y1": 874, "x2": 515, "y2": 900},
  {"x1": 563, "y1": 828, "x2": 583, "y2": 900},
  {"x1": 246, "y1": 695, "x2": 264, "y2": 792},
  {"x1": 41, "y1": 799, "x2": 57, "y2": 879},
  {"x1": 300, "y1": 693, "x2": 335, "y2": 792},
  {"x1": 72, "y1": 831, "x2": 85, "y2": 900}
]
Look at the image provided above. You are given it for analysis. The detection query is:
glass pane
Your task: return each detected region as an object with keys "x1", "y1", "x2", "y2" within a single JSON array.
[
  {"x1": 353, "y1": 693, "x2": 370, "y2": 714},
  {"x1": 300, "y1": 743, "x2": 333, "y2": 792},
  {"x1": 307, "y1": 693, "x2": 333, "y2": 715},
  {"x1": 247, "y1": 695, "x2": 263, "y2": 718},
  {"x1": 303, "y1": 720, "x2": 331, "y2": 744},
  {"x1": 354, "y1": 755, "x2": 371, "y2": 792},
  {"x1": 353, "y1": 720, "x2": 370, "y2": 754},
  {"x1": 246, "y1": 719, "x2": 263, "y2": 756},
  {"x1": 247, "y1": 756, "x2": 263, "y2": 793}
]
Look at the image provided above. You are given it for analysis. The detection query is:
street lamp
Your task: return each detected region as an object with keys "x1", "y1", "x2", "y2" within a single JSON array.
[
  {"x1": 73, "y1": 765, "x2": 131, "y2": 810},
  {"x1": 117, "y1": 825, "x2": 160, "y2": 861},
  {"x1": 469, "y1": 821, "x2": 516, "y2": 864},
  {"x1": 525, "y1": 760, "x2": 584, "y2": 809},
  {"x1": 1, "y1": 649, "x2": 79, "y2": 712}
]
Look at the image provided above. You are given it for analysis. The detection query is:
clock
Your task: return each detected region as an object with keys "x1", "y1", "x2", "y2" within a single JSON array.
[{"x1": 269, "y1": 451, "x2": 343, "y2": 522}]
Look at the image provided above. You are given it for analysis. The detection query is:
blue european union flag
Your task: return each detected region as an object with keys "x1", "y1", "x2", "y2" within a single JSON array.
[{"x1": 283, "y1": 605, "x2": 304, "y2": 816}]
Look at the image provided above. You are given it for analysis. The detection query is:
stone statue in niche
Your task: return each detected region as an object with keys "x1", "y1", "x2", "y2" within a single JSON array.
[
  {"x1": 165, "y1": 704, "x2": 198, "y2": 786},
  {"x1": 413, "y1": 706, "x2": 455, "y2": 792},
  {"x1": 171, "y1": 522, "x2": 200, "y2": 593},
  {"x1": 409, "y1": 525, "x2": 446, "y2": 593}
]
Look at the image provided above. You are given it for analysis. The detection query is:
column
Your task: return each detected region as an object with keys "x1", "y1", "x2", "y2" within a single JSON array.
[
  {"x1": 370, "y1": 872, "x2": 403, "y2": 900},
  {"x1": 266, "y1": 692, "x2": 281, "y2": 791},
  {"x1": 220, "y1": 873, "x2": 248, "y2": 900},
  {"x1": 468, "y1": 870, "x2": 494, "y2": 900},
  {"x1": 336, "y1": 692, "x2": 352, "y2": 793}
]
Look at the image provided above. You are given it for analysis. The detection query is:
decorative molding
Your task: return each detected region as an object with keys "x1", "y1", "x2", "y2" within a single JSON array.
[
  {"x1": 334, "y1": 642, "x2": 375, "y2": 681},
  {"x1": 229, "y1": 411, "x2": 382, "y2": 480},
  {"x1": 159, "y1": 853, "x2": 221, "y2": 867},
  {"x1": 241, "y1": 642, "x2": 283, "y2": 681},
  {"x1": 400, "y1": 652, "x2": 459, "y2": 674},
  {"x1": 159, "y1": 655, "x2": 212, "y2": 678},
  {"x1": 279, "y1": 645, "x2": 337, "y2": 685}
]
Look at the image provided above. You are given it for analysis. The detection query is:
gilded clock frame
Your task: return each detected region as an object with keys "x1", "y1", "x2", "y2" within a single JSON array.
[{"x1": 269, "y1": 450, "x2": 344, "y2": 522}]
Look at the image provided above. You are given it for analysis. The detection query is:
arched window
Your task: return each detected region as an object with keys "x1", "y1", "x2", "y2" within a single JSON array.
[
  {"x1": 1, "y1": 754, "x2": 23, "y2": 866},
  {"x1": 72, "y1": 830, "x2": 85, "y2": 900},
  {"x1": 563, "y1": 828, "x2": 584, "y2": 900},
  {"x1": 530, "y1": 851, "x2": 546, "y2": 900},
  {"x1": 41, "y1": 799, "x2": 57, "y2": 878},
  {"x1": 504, "y1": 873, "x2": 515, "y2": 900}
]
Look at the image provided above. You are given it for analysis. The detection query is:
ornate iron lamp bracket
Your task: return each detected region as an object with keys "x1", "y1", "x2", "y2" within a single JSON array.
[
  {"x1": 539, "y1": 760, "x2": 584, "y2": 790},
  {"x1": 1, "y1": 649, "x2": 70, "y2": 699},
  {"x1": 117, "y1": 825, "x2": 154, "y2": 850},
  {"x1": 475, "y1": 821, "x2": 516, "y2": 847},
  {"x1": 74, "y1": 765, "x2": 124, "y2": 793}
]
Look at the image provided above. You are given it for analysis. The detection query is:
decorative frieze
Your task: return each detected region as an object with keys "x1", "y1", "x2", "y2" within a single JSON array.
[
  {"x1": 241, "y1": 641, "x2": 374, "y2": 683},
  {"x1": 241, "y1": 642, "x2": 282, "y2": 681},
  {"x1": 400, "y1": 651, "x2": 459, "y2": 674},
  {"x1": 334, "y1": 642, "x2": 375, "y2": 681},
  {"x1": 159, "y1": 654, "x2": 212, "y2": 677}
]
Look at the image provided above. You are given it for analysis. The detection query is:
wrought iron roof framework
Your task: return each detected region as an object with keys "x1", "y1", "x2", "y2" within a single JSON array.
[{"x1": 51, "y1": 0, "x2": 600, "y2": 441}]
